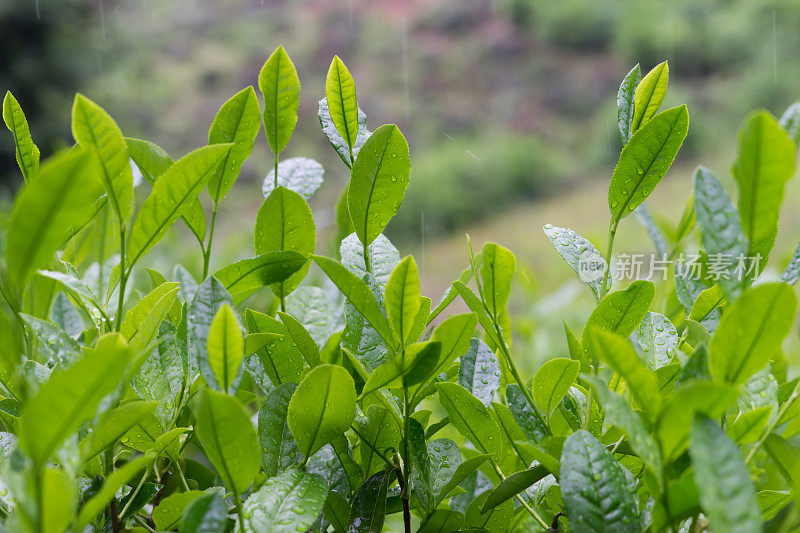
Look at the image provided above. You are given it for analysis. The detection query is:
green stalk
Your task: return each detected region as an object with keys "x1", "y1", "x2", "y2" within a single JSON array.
[
  {"x1": 600, "y1": 220, "x2": 618, "y2": 299},
  {"x1": 114, "y1": 226, "x2": 127, "y2": 332},
  {"x1": 746, "y1": 377, "x2": 800, "y2": 464},
  {"x1": 202, "y1": 206, "x2": 219, "y2": 280}
]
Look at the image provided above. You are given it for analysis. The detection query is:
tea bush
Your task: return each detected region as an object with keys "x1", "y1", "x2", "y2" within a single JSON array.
[{"x1": 1, "y1": 49, "x2": 800, "y2": 533}]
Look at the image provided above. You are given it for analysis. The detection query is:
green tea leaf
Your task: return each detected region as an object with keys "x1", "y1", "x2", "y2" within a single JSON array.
[
  {"x1": 207, "y1": 86, "x2": 260, "y2": 204},
  {"x1": 325, "y1": 56, "x2": 359, "y2": 161},
  {"x1": 418, "y1": 510, "x2": 464, "y2": 533},
  {"x1": 132, "y1": 321, "x2": 184, "y2": 427},
  {"x1": 616, "y1": 64, "x2": 641, "y2": 144},
  {"x1": 427, "y1": 313, "x2": 477, "y2": 381},
  {"x1": 348, "y1": 469, "x2": 394, "y2": 533},
  {"x1": 689, "y1": 415, "x2": 760, "y2": 533},
  {"x1": 435, "y1": 454, "x2": 490, "y2": 504},
  {"x1": 413, "y1": 437, "x2": 461, "y2": 513},
  {"x1": 84, "y1": 400, "x2": 157, "y2": 460},
  {"x1": 348, "y1": 124, "x2": 412, "y2": 246},
  {"x1": 631, "y1": 61, "x2": 668, "y2": 133},
  {"x1": 7, "y1": 150, "x2": 103, "y2": 288},
  {"x1": 763, "y1": 434, "x2": 800, "y2": 493},
  {"x1": 179, "y1": 491, "x2": 228, "y2": 533},
  {"x1": 385, "y1": 256, "x2": 421, "y2": 343},
  {"x1": 242, "y1": 468, "x2": 328, "y2": 532},
  {"x1": 560, "y1": 430, "x2": 638, "y2": 533},
  {"x1": 361, "y1": 341, "x2": 441, "y2": 397},
  {"x1": 3, "y1": 91, "x2": 39, "y2": 182},
  {"x1": 479, "y1": 242, "x2": 515, "y2": 317},
  {"x1": 121, "y1": 281, "x2": 179, "y2": 355},
  {"x1": 609, "y1": 105, "x2": 689, "y2": 222},
  {"x1": 259, "y1": 46, "x2": 301, "y2": 157},
  {"x1": 262, "y1": 156, "x2": 325, "y2": 201},
  {"x1": 319, "y1": 98, "x2": 371, "y2": 167},
  {"x1": 757, "y1": 490, "x2": 792, "y2": 522},
  {"x1": 709, "y1": 283, "x2": 796, "y2": 385},
  {"x1": 506, "y1": 384, "x2": 550, "y2": 442},
  {"x1": 153, "y1": 491, "x2": 206, "y2": 531},
  {"x1": 126, "y1": 137, "x2": 207, "y2": 242},
  {"x1": 195, "y1": 388, "x2": 260, "y2": 493},
  {"x1": 634, "y1": 203, "x2": 669, "y2": 257},
  {"x1": 19, "y1": 314, "x2": 81, "y2": 367},
  {"x1": 543, "y1": 224, "x2": 604, "y2": 298},
  {"x1": 732, "y1": 110, "x2": 796, "y2": 260},
  {"x1": 277, "y1": 311, "x2": 321, "y2": 368},
  {"x1": 288, "y1": 364, "x2": 357, "y2": 458},
  {"x1": 22, "y1": 467, "x2": 76, "y2": 533},
  {"x1": 635, "y1": 312, "x2": 678, "y2": 369},
  {"x1": 481, "y1": 465, "x2": 550, "y2": 513},
  {"x1": 71, "y1": 93, "x2": 134, "y2": 222},
  {"x1": 76, "y1": 454, "x2": 152, "y2": 530},
  {"x1": 214, "y1": 251, "x2": 306, "y2": 296},
  {"x1": 19, "y1": 333, "x2": 131, "y2": 464},
  {"x1": 340, "y1": 232, "x2": 400, "y2": 286},
  {"x1": 532, "y1": 358, "x2": 579, "y2": 422},
  {"x1": 128, "y1": 144, "x2": 232, "y2": 268},
  {"x1": 781, "y1": 241, "x2": 800, "y2": 285},
  {"x1": 459, "y1": 339, "x2": 501, "y2": 407},
  {"x1": 435, "y1": 382, "x2": 503, "y2": 459},
  {"x1": 779, "y1": 101, "x2": 800, "y2": 146},
  {"x1": 464, "y1": 491, "x2": 512, "y2": 533},
  {"x1": 360, "y1": 405, "x2": 402, "y2": 476},
  {"x1": 246, "y1": 309, "x2": 304, "y2": 386},
  {"x1": 207, "y1": 304, "x2": 244, "y2": 393},
  {"x1": 254, "y1": 186, "x2": 315, "y2": 297},
  {"x1": 728, "y1": 405, "x2": 772, "y2": 444},
  {"x1": 258, "y1": 382, "x2": 300, "y2": 477}
]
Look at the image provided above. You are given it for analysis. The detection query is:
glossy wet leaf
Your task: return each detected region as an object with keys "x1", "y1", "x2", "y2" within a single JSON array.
[
  {"x1": 418, "y1": 510, "x2": 464, "y2": 533},
  {"x1": 84, "y1": 400, "x2": 157, "y2": 460},
  {"x1": 481, "y1": 465, "x2": 550, "y2": 512},
  {"x1": 214, "y1": 250, "x2": 306, "y2": 296},
  {"x1": 325, "y1": 56, "x2": 359, "y2": 161},
  {"x1": 242, "y1": 468, "x2": 328, "y2": 533},
  {"x1": 435, "y1": 382, "x2": 503, "y2": 459},
  {"x1": 207, "y1": 86, "x2": 260, "y2": 203},
  {"x1": 543, "y1": 224, "x2": 605, "y2": 297},
  {"x1": 506, "y1": 384, "x2": 550, "y2": 442},
  {"x1": 630, "y1": 61, "x2": 668, "y2": 133},
  {"x1": 262, "y1": 156, "x2": 325, "y2": 200},
  {"x1": 635, "y1": 312, "x2": 678, "y2": 369},
  {"x1": 3, "y1": 91, "x2": 39, "y2": 182},
  {"x1": 361, "y1": 341, "x2": 441, "y2": 397},
  {"x1": 195, "y1": 388, "x2": 260, "y2": 493},
  {"x1": 121, "y1": 281, "x2": 179, "y2": 355},
  {"x1": 348, "y1": 124, "x2": 411, "y2": 246},
  {"x1": 459, "y1": 338, "x2": 501, "y2": 407},
  {"x1": 532, "y1": 358, "x2": 579, "y2": 421},
  {"x1": 319, "y1": 97, "x2": 371, "y2": 167},
  {"x1": 76, "y1": 454, "x2": 152, "y2": 530},
  {"x1": 132, "y1": 321, "x2": 184, "y2": 426},
  {"x1": 634, "y1": 203, "x2": 669, "y2": 256},
  {"x1": 781, "y1": 240, "x2": 800, "y2": 285},
  {"x1": 153, "y1": 491, "x2": 206, "y2": 531},
  {"x1": 127, "y1": 144, "x2": 232, "y2": 267},
  {"x1": 71, "y1": 93, "x2": 134, "y2": 222},
  {"x1": 464, "y1": 491, "x2": 512, "y2": 533},
  {"x1": 561, "y1": 430, "x2": 639, "y2": 533},
  {"x1": 385, "y1": 256, "x2": 421, "y2": 343},
  {"x1": 6, "y1": 149, "x2": 103, "y2": 288},
  {"x1": 179, "y1": 491, "x2": 229, "y2": 533},
  {"x1": 608, "y1": 105, "x2": 689, "y2": 222},
  {"x1": 188, "y1": 276, "x2": 235, "y2": 383},
  {"x1": 340, "y1": 232, "x2": 400, "y2": 287},
  {"x1": 18, "y1": 333, "x2": 131, "y2": 464},
  {"x1": 732, "y1": 110, "x2": 796, "y2": 260},
  {"x1": 414, "y1": 437, "x2": 461, "y2": 512},
  {"x1": 288, "y1": 364, "x2": 357, "y2": 458},
  {"x1": 708, "y1": 283, "x2": 796, "y2": 385},
  {"x1": 689, "y1": 415, "x2": 760, "y2": 533},
  {"x1": 246, "y1": 309, "x2": 304, "y2": 385},
  {"x1": 19, "y1": 314, "x2": 81, "y2": 367},
  {"x1": 259, "y1": 46, "x2": 301, "y2": 157},
  {"x1": 207, "y1": 304, "x2": 244, "y2": 393},
  {"x1": 479, "y1": 242, "x2": 516, "y2": 317},
  {"x1": 258, "y1": 383, "x2": 301, "y2": 477},
  {"x1": 616, "y1": 64, "x2": 641, "y2": 144}
]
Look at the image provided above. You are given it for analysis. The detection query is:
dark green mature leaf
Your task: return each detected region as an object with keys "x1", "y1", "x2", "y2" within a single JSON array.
[
  {"x1": 616, "y1": 64, "x2": 641, "y2": 144},
  {"x1": 179, "y1": 491, "x2": 229, "y2": 533},
  {"x1": 127, "y1": 137, "x2": 207, "y2": 242},
  {"x1": 630, "y1": 61, "x2": 668, "y2": 133},
  {"x1": 506, "y1": 384, "x2": 550, "y2": 442},
  {"x1": 127, "y1": 144, "x2": 232, "y2": 267},
  {"x1": 781, "y1": 241, "x2": 800, "y2": 285},
  {"x1": 3, "y1": 91, "x2": 39, "y2": 182},
  {"x1": 479, "y1": 242, "x2": 515, "y2": 317},
  {"x1": 325, "y1": 56, "x2": 359, "y2": 161},
  {"x1": 214, "y1": 251, "x2": 306, "y2": 296},
  {"x1": 459, "y1": 338, "x2": 501, "y2": 407},
  {"x1": 133, "y1": 321, "x2": 184, "y2": 427},
  {"x1": 608, "y1": 105, "x2": 689, "y2": 222},
  {"x1": 589, "y1": 328, "x2": 661, "y2": 421},
  {"x1": 246, "y1": 309, "x2": 304, "y2": 385},
  {"x1": 779, "y1": 101, "x2": 800, "y2": 146},
  {"x1": 319, "y1": 98, "x2": 371, "y2": 167},
  {"x1": 481, "y1": 465, "x2": 550, "y2": 513},
  {"x1": 532, "y1": 358, "x2": 579, "y2": 422},
  {"x1": 207, "y1": 86, "x2": 260, "y2": 204},
  {"x1": 732, "y1": 110, "x2": 796, "y2": 260},
  {"x1": 259, "y1": 46, "x2": 301, "y2": 157},
  {"x1": 20, "y1": 314, "x2": 81, "y2": 367},
  {"x1": 435, "y1": 382, "x2": 503, "y2": 459},
  {"x1": 347, "y1": 124, "x2": 412, "y2": 246},
  {"x1": 349, "y1": 470, "x2": 394, "y2": 533},
  {"x1": 7, "y1": 150, "x2": 103, "y2": 288},
  {"x1": 262, "y1": 156, "x2": 325, "y2": 200},
  {"x1": 288, "y1": 364, "x2": 357, "y2": 458},
  {"x1": 689, "y1": 416, "x2": 760, "y2": 533},
  {"x1": 18, "y1": 333, "x2": 131, "y2": 464},
  {"x1": 385, "y1": 256, "x2": 421, "y2": 343},
  {"x1": 312, "y1": 255, "x2": 396, "y2": 348},
  {"x1": 258, "y1": 383, "x2": 300, "y2": 477},
  {"x1": 188, "y1": 276, "x2": 235, "y2": 383},
  {"x1": 195, "y1": 388, "x2": 260, "y2": 493},
  {"x1": 634, "y1": 204, "x2": 669, "y2": 257},
  {"x1": 561, "y1": 430, "x2": 639, "y2": 533},
  {"x1": 709, "y1": 283, "x2": 796, "y2": 385},
  {"x1": 207, "y1": 304, "x2": 244, "y2": 393},
  {"x1": 418, "y1": 510, "x2": 464, "y2": 533},
  {"x1": 435, "y1": 454, "x2": 490, "y2": 504},
  {"x1": 693, "y1": 166, "x2": 748, "y2": 298},
  {"x1": 543, "y1": 224, "x2": 605, "y2": 297},
  {"x1": 414, "y1": 438, "x2": 461, "y2": 512},
  {"x1": 464, "y1": 491, "x2": 512, "y2": 533},
  {"x1": 71, "y1": 93, "x2": 134, "y2": 222},
  {"x1": 324, "y1": 491, "x2": 351, "y2": 533},
  {"x1": 361, "y1": 341, "x2": 441, "y2": 397},
  {"x1": 242, "y1": 468, "x2": 328, "y2": 532}
]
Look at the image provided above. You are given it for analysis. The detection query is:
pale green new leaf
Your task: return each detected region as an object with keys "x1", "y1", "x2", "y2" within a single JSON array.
[
  {"x1": 480, "y1": 242, "x2": 516, "y2": 317},
  {"x1": 732, "y1": 110, "x2": 796, "y2": 260},
  {"x1": 120, "y1": 281, "x2": 179, "y2": 355},
  {"x1": 207, "y1": 86, "x2": 261, "y2": 203},
  {"x1": 464, "y1": 491, "x2": 512, "y2": 533},
  {"x1": 259, "y1": 46, "x2": 301, "y2": 157},
  {"x1": 195, "y1": 388, "x2": 260, "y2": 493},
  {"x1": 347, "y1": 124, "x2": 411, "y2": 246},
  {"x1": 709, "y1": 282, "x2": 796, "y2": 385},
  {"x1": 609, "y1": 105, "x2": 689, "y2": 222},
  {"x1": 242, "y1": 468, "x2": 328, "y2": 532},
  {"x1": 84, "y1": 400, "x2": 157, "y2": 460},
  {"x1": 3, "y1": 91, "x2": 39, "y2": 182},
  {"x1": 214, "y1": 250, "x2": 306, "y2": 296},
  {"x1": 532, "y1": 358, "x2": 579, "y2": 421},
  {"x1": 385, "y1": 256, "x2": 421, "y2": 343},
  {"x1": 361, "y1": 341, "x2": 441, "y2": 397},
  {"x1": 72, "y1": 93, "x2": 134, "y2": 222},
  {"x1": 127, "y1": 144, "x2": 232, "y2": 268},
  {"x1": 207, "y1": 304, "x2": 244, "y2": 393},
  {"x1": 325, "y1": 56, "x2": 359, "y2": 160},
  {"x1": 435, "y1": 382, "x2": 503, "y2": 459},
  {"x1": 630, "y1": 61, "x2": 669, "y2": 133},
  {"x1": 288, "y1": 364, "x2": 357, "y2": 458}
]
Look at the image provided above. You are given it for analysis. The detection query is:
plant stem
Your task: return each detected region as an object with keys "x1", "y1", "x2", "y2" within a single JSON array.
[
  {"x1": 400, "y1": 348, "x2": 412, "y2": 533},
  {"x1": 202, "y1": 206, "x2": 219, "y2": 279},
  {"x1": 363, "y1": 241, "x2": 371, "y2": 275},
  {"x1": 600, "y1": 220, "x2": 618, "y2": 299},
  {"x1": 232, "y1": 487, "x2": 246, "y2": 532},
  {"x1": 114, "y1": 226, "x2": 127, "y2": 331},
  {"x1": 746, "y1": 377, "x2": 800, "y2": 463},
  {"x1": 104, "y1": 450, "x2": 121, "y2": 532}
]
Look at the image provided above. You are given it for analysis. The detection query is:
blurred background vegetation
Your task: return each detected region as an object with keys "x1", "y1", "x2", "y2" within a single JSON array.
[{"x1": 3, "y1": 0, "x2": 800, "y2": 368}]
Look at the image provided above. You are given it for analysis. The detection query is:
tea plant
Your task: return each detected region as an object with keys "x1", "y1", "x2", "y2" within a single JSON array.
[{"x1": 1, "y1": 48, "x2": 800, "y2": 533}]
